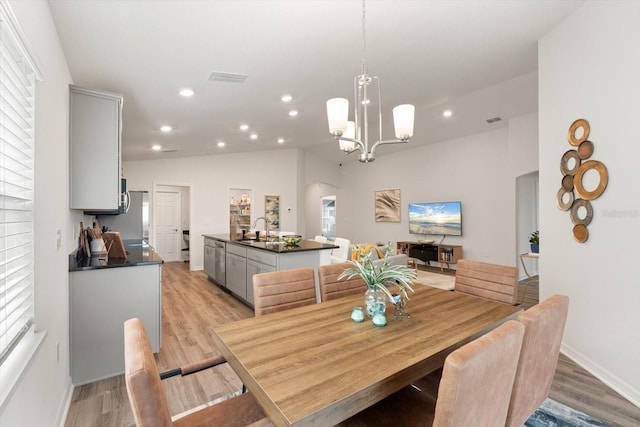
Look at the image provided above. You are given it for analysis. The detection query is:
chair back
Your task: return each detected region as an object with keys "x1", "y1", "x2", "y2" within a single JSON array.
[
  {"x1": 253, "y1": 268, "x2": 317, "y2": 316},
  {"x1": 455, "y1": 259, "x2": 518, "y2": 305},
  {"x1": 314, "y1": 235, "x2": 327, "y2": 243},
  {"x1": 124, "y1": 318, "x2": 173, "y2": 427},
  {"x1": 318, "y1": 262, "x2": 366, "y2": 302},
  {"x1": 330, "y1": 237, "x2": 351, "y2": 263},
  {"x1": 505, "y1": 295, "x2": 570, "y2": 427},
  {"x1": 433, "y1": 320, "x2": 525, "y2": 427}
]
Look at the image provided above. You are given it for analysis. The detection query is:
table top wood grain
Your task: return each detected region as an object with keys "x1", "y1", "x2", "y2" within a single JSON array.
[{"x1": 212, "y1": 286, "x2": 522, "y2": 427}]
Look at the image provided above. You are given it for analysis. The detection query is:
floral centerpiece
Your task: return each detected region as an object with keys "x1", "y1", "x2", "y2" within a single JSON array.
[{"x1": 339, "y1": 242, "x2": 416, "y2": 318}]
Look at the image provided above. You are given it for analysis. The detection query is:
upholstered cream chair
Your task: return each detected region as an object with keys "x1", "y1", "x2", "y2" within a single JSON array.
[
  {"x1": 124, "y1": 318, "x2": 272, "y2": 427},
  {"x1": 330, "y1": 237, "x2": 351, "y2": 264},
  {"x1": 505, "y1": 294, "x2": 570, "y2": 427},
  {"x1": 252, "y1": 268, "x2": 317, "y2": 317},
  {"x1": 314, "y1": 235, "x2": 327, "y2": 243},
  {"x1": 454, "y1": 259, "x2": 519, "y2": 305},
  {"x1": 338, "y1": 320, "x2": 525, "y2": 426},
  {"x1": 318, "y1": 262, "x2": 366, "y2": 302}
]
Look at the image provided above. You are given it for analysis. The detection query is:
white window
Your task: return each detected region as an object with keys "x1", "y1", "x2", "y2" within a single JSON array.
[{"x1": 0, "y1": 2, "x2": 39, "y2": 366}]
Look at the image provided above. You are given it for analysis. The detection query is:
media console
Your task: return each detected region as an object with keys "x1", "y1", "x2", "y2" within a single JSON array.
[{"x1": 397, "y1": 241, "x2": 463, "y2": 272}]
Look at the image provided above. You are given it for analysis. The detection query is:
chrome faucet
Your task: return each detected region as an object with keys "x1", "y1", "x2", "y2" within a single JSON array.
[{"x1": 252, "y1": 216, "x2": 270, "y2": 241}]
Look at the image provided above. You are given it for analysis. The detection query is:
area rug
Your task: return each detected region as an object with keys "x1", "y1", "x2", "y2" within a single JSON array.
[
  {"x1": 412, "y1": 269, "x2": 455, "y2": 291},
  {"x1": 524, "y1": 398, "x2": 611, "y2": 427}
]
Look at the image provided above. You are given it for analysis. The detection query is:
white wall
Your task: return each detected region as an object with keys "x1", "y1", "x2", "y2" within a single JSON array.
[
  {"x1": 123, "y1": 148, "x2": 301, "y2": 270},
  {"x1": 539, "y1": 0, "x2": 640, "y2": 405},
  {"x1": 0, "y1": 1, "x2": 78, "y2": 425},
  {"x1": 332, "y1": 127, "x2": 519, "y2": 266}
]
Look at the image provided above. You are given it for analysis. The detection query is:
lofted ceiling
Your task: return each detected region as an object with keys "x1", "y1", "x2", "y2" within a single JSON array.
[{"x1": 48, "y1": 0, "x2": 584, "y2": 164}]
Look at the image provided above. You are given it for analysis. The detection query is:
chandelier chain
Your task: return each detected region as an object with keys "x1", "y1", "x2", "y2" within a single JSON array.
[{"x1": 361, "y1": 0, "x2": 367, "y2": 74}]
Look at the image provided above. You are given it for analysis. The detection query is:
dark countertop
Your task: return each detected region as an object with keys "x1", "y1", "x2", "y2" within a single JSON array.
[
  {"x1": 69, "y1": 240, "x2": 164, "y2": 272},
  {"x1": 203, "y1": 234, "x2": 338, "y2": 254}
]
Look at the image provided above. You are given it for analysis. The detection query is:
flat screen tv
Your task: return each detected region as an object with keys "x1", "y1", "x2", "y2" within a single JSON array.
[{"x1": 409, "y1": 201, "x2": 462, "y2": 236}]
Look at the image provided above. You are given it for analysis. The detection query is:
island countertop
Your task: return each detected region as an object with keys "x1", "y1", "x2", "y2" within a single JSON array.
[
  {"x1": 69, "y1": 240, "x2": 164, "y2": 272},
  {"x1": 203, "y1": 234, "x2": 338, "y2": 253}
]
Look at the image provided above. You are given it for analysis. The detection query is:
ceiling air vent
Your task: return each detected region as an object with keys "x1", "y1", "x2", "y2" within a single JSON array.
[
  {"x1": 162, "y1": 149, "x2": 177, "y2": 153},
  {"x1": 208, "y1": 71, "x2": 248, "y2": 83},
  {"x1": 486, "y1": 117, "x2": 502, "y2": 124}
]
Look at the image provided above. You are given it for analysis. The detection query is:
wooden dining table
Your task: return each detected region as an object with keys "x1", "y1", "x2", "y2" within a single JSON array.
[{"x1": 211, "y1": 285, "x2": 522, "y2": 427}]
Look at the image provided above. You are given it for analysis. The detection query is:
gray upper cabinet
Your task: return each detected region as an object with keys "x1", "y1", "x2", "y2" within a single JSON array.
[{"x1": 69, "y1": 85, "x2": 123, "y2": 210}]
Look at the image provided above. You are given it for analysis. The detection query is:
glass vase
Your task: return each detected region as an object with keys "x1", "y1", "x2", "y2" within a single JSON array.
[{"x1": 364, "y1": 288, "x2": 387, "y2": 318}]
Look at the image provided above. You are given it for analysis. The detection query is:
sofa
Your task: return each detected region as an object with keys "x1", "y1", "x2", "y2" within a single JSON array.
[{"x1": 350, "y1": 243, "x2": 408, "y2": 268}]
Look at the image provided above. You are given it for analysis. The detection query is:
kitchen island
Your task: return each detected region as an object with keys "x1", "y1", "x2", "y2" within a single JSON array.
[
  {"x1": 203, "y1": 234, "x2": 337, "y2": 306},
  {"x1": 68, "y1": 241, "x2": 163, "y2": 385}
]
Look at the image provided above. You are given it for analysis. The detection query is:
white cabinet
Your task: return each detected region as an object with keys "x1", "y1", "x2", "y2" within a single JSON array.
[
  {"x1": 226, "y1": 244, "x2": 247, "y2": 299},
  {"x1": 246, "y1": 248, "x2": 277, "y2": 305},
  {"x1": 69, "y1": 85, "x2": 123, "y2": 210},
  {"x1": 69, "y1": 264, "x2": 161, "y2": 385}
]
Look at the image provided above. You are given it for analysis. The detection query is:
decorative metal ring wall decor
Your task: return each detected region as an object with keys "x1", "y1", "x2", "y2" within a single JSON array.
[
  {"x1": 561, "y1": 175, "x2": 574, "y2": 191},
  {"x1": 577, "y1": 140, "x2": 594, "y2": 159},
  {"x1": 556, "y1": 188, "x2": 574, "y2": 211},
  {"x1": 570, "y1": 198, "x2": 593, "y2": 226},
  {"x1": 557, "y1": 119, "x2": 608, "y2": 243},
  {"x1": 560, "y1": 149, "x2": 581, "y2": 176},
  {"x1": 574, "y1": 160, "x2": 608, "y2": 200},
  {"x1": 568, "y1": 118, "x2": 590, "y2": 146},
  {"x1": 573, "y1": 224, "x2": 589, "y2": 243}
]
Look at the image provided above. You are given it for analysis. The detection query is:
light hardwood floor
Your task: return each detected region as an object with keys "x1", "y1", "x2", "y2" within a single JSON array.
[{"x1": 64, "y1": 262, "x2": 640, "y2": 427}]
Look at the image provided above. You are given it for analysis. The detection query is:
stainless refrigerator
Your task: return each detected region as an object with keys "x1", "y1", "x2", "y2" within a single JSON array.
[{"x1": 98, "y1": 190, "x2": 149, "y2": 241}]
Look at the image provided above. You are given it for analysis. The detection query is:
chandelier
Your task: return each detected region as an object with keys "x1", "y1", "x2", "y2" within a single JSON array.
[{"x1": 326, "y1": 0, "x2": 415, "y2": 163}]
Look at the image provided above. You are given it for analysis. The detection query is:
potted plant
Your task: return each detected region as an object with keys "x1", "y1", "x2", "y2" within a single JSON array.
[
  {"x1": 339, "y1": 242, "x2": 416, "y2": 320},
  {"x1": 529, "y1": 230, "x2": 539, "y2": 253}
]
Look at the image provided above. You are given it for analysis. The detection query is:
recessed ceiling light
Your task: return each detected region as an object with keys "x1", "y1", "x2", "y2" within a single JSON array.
[
  {"x1": 179, "y1": 88, "x2": 195, "y2": 97},
  {"x1": 160, "y1": 125, "x2": 172, "y2": 132},
  {"x1": 152, "y1": 144, "x2": 162, "y2": 151},
  {"x1": 443, "y1": 110, "x2": 453, "y2": 118},
  {"x1": 250, "y1": 133, "x2": 258, "y2": 140},
  {"x1": 288, "y1": 110, "x2": 298, "y2": 117},
  {"x1": 239, "y1": 124, "x2": 249, "y2": 131},
  {"x1": 217, "y1": 141, "x2": 225, "y2": 147},
  {"x1": 277, "y1": 138, "x2": 285, "y2": 144},
  {"x1": 281, "y1": 94, "x2": 292, "y2": 102}
]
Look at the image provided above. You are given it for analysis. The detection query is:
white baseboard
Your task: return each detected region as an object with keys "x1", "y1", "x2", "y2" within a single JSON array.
[
  {"x1": 561, "y1": 343, "x2": 640, "y2": 408},
  {"x1": 56, "y1": 379, "x2": 74, "y2": 427}
]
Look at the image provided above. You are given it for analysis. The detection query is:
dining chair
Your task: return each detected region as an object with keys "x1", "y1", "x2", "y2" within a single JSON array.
[
  {"x1": 330, "y1": 237, "x2": 351, "y2": 264},
  {"x1": 124, "y1": 318, "x2": 272, "y2": 427},
  {"x1": 318, "y1": 262, "x2": 366, "y2": 302},
  {"x1": 454, "y1": 258, "x2": 519, "y2": 305},
  {"x1": 314, "y1": 235, "x2": 327, "y2": 243},
  {"x1": 338, "y1": 320, "x2": 525, "y2": 426},
  {"x1": 505, "y1": 294, "x2": 570, "y2": 427},
  {"x1": 252, "y1": 267, "x2": 317, "y2": 316}
]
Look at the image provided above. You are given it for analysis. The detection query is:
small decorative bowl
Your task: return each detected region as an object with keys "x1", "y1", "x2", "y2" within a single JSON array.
[{"x1": 282, "y1": 235, "x2": 302, "y2": 246}]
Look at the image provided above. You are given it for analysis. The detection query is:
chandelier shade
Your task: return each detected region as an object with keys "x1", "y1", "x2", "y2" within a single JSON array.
[
  {"x1": 338, "y1": 121, "x2": 356, "y2": 152},
  {"x1": 393, "y1": 104, "x2": 415, "y2": 140},
  {"x1": 325, "y1": 0, "x2": 415, "y2": 163},
  {"x1": 327, "y1": 98, "x2": 349, "y2": 136}
]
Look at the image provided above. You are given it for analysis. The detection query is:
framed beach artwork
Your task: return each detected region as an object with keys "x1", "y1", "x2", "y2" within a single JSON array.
[
  {"x1": 264, "y1": 195, "x2": 280, "y2": 231},
  {"x1": 375, "y1": 189, "x2": 401, "y2": 222}
]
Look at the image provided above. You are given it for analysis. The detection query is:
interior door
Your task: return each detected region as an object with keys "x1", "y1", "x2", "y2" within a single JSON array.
[
  {"x1": 321, "y1": 196, "x2": 336, "y2": 240},
  {"x1": 154, "y1": 189, "x2": 181, "y2": 262}
]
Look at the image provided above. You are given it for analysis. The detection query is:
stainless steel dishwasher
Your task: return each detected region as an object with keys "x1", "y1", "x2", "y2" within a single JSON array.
[{"x1": 213, "y1": 240, "x2": 226, "y2": 286}]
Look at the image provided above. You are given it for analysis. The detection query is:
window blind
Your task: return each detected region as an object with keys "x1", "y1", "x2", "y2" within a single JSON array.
[{"x1": 0, "y1": 9, "x2": 36, "y2": 363}]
